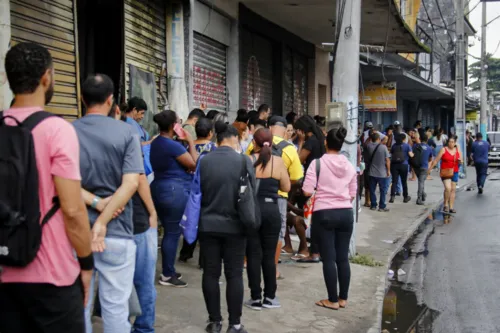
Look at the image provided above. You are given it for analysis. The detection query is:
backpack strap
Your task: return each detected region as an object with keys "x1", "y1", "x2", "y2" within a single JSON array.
[
  {"x1": 22, "y1": 111, "x2": 59, "y2": 131},
  {"x1": 314, "y1": 158, "x2": 320, "y2": 190},
  {"x1": 41, "y1": 197, "x2": 60, "y2": 226}
]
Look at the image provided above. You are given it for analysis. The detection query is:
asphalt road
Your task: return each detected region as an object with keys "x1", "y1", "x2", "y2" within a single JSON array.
[{"x1": 423, "y1": 171, "x2": 500, "y2": 333}]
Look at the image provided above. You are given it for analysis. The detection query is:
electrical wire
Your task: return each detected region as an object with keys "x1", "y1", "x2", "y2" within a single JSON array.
[
  {"x1": 380, "y1": 0, "x2": 392, "y2": 82},
  {"x1": 433, "y1": 0, "x2": 454, "y2": 43},
  {"x1": 465, "y1": 0, "x2": 481, "y2": 16},
  {"x1": 421, "y1": 0, "x2": 450, "y2": 54}
]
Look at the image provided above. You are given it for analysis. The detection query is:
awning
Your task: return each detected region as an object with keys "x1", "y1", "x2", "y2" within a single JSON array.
[
  {"x1": 240, "y1": 0, "x2": 429, "y2": 53},
  {"x1": 360, "y1": 65, "x2": 454, "y2": 100}
]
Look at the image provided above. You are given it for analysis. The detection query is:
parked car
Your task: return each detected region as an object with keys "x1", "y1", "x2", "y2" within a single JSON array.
[{"x1": 487, "y1": 132, "x2": 500, "y2": 167}]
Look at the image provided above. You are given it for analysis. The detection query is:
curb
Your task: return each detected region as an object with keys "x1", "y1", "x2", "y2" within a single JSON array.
[{"x1": 366, "y1": 179, "x2": 475, "y2": 333}]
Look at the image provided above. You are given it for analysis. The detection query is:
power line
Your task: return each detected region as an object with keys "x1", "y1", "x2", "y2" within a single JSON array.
[{"x1": 421, "y1": 0, "x2": 451, "y2": 53}]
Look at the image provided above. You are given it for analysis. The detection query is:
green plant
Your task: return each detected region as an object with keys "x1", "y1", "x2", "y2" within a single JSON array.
[{"x1": 349, "y1": 254, "x2": 383, "y2": 267}]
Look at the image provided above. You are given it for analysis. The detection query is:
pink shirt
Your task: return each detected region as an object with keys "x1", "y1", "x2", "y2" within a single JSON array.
[
  {"x1": 0, "y1": 107, "x2": 81, "y2": 286},
  {"x1": 302, "y1": 154, "x2": 357, "y2": 212}
]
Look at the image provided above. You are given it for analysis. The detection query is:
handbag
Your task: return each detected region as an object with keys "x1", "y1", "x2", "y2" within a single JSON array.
[
  {"x1": 237, "y1": 155, "x2": 261, "y2": 230},
  {"x1": 180, "y1": 156, "x2": 204, "y2": 244},
  {"x1": 303, "y1": 159, "x2": 321, "y2": 229},
  {"x1": 440, "y1": 149, "x2": 456, "y2": 179}
]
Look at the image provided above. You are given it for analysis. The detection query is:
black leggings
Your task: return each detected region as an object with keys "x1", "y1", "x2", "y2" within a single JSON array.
[
  {"x1": 391, "y1": 163, "x2": 409, "y2": 197},
  {"x1": 246, "y1": 198, "x2": 281, "y2": 300},
  {"x1": 200, "y1": 232, "x2": 246, "y2": 325},
  {"x1": 312, "y1": 208, "x2": 353, "y2": 302}
]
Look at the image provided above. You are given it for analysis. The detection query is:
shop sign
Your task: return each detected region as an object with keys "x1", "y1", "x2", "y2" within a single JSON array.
[{"x1": 360, "y1": 82, "x2": 397, "y2": 112}]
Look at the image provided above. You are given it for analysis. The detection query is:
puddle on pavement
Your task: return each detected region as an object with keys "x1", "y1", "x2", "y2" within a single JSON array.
[{"x1": 381, "y1": 209, "x2": 444, "y2": 333}]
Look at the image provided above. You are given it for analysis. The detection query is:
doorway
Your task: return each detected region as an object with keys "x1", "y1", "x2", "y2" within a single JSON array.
[
  {"x1": 77, "y1": 0, "x2": 124, "y2": 112},
  {"x1": 318, "y1": 84, "x2": 327, "y2": 116}
]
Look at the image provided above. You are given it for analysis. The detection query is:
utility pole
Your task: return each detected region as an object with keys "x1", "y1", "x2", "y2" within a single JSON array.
[
  {"x1": 480, "y1": 1, "x2": 488, "y2": 139},
  {"x1": 455, "y1": 0, "x2": 467, "y2": 177},
  {"x1": 331, "y1": 0, "x2": 361, "y2": 257},
  {"x1": 0, "y1": 0, "x2": 12, "y2": 110}
]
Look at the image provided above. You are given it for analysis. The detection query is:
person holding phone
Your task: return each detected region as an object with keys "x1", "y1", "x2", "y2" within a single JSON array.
[{"x1": 150, "y1": 110, "x2": 198, "y2": 288}]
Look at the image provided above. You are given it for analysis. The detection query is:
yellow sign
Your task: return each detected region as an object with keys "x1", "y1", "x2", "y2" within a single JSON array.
[
  {"x1": 360, "y1": 83, "x2": 397, "y2": 112},
  {"x1": 466, "y1": 110, "x2": 478, "y2": 122}
]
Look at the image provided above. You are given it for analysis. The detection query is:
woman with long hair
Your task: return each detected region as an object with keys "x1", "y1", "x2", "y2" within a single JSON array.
[
  {"x1": 293, "y1": 115, "x2": 326, "y2": 263},
  {"x1": 233, "y1": 121, "x2": 250, "y2": 153},
  {"x1": 150, "y1": 110, "x2": 197, "y2": 288},
  {"x1": 429, "y1": 135, "x2": 463, "y2": 213},
  {"x1": 303, "y1": 126, "x2": 357, "y2": 310},
  {"x1": 244, "y1": 128, "x2": 291, "y2": 311},
  {"x1": 198, "y1": 122, "x2": 254, "y2": 333}
]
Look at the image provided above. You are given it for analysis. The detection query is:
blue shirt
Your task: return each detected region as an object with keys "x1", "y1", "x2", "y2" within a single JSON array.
[
  {"x1": 150, "y1": 136, "x2": 193, "y2": 182},
  {"x1": 126, "y1": 116, "x2": 150, "y2": 142},
  {"x1": 391, "y1": 143, "x2": 412, "y2": 165},
  {"x1": 418, "y1": 143, "x2": 435, "y2": 169},
  {"x1": 472, "y1": 140, "x2": 490, "y2": 165}
]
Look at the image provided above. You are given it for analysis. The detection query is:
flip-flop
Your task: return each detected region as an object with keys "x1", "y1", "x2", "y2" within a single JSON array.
[
  {"x1": 297, "y1": 257, "x2": 321, "y2": 263},
  {"x1": 291, "y1": 253, "x2": 307, "y2": 261},
  {"x1": 339, "y1": 299, "x2": 347, "y2": 308},
  {"x1": 315, "y1": 300, "x2": 338, "y2": 311}
]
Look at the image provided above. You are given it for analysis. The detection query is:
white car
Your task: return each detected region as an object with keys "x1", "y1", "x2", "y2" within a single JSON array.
[{"x1": 487, "y1": 132, "x2": 500, "y2": 167}]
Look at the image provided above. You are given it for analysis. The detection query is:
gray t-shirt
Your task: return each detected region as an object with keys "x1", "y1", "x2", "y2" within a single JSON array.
[
  {"x1": 73, "y1": 115, "x2": 144, "y2": 239},
  {"x1": 366, "y1": 142, "x2": 390, "y2": 178}
]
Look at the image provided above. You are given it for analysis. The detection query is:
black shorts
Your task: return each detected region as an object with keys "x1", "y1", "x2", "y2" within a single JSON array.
[{"x1": 0, "y1": 276, "x2": 85, "y2": 333}]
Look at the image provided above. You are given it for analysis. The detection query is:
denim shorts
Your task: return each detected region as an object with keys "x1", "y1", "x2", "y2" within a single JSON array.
[{"x1": 442, "y1": 172, "x2": 459, "y2": 183}]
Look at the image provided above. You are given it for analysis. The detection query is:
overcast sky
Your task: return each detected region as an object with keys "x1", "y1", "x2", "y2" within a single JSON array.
[{"x1": 468, "y1": 1, "x2": 500, "y2": 63}]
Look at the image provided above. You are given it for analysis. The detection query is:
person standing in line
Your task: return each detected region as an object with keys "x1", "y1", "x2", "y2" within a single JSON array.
[
  {"x1": 183, "y1": 108, "x2": 206, "y2": 140},
  {"x1": 429, "y1": 136, "x2": 462, "y2": 213},
  {"x1": 73, "y1": 74, "x2": 143, "y2": 333},
  {"x1": 389, "y1": 133, "x2": 414, "y2": 204},
  {"x1": 245, "y1": 128, "x2": 291, "y2": 311},
  {"x1": 303, "y1": 127, "x2": 357, "y2": 311},
  {"x1": 431, "y1": 128, "x2": 446, "y2": 170},
  {"x1": 199, "y1": 123, "x2": 254, "y2": 333},
  {"x1": 0, "y1": 42, "x2": 93, "y2": 333},
  {"x1": 471, "y1": 132, "x2": 490, "y2": 194},
  {"x1": 413, "y1": 133, "x2": 434, "y2": 205},
  {"x1": 258, "y1": 104, "x2": 272, "y2": 121},
  {"x1": 124, "y1": 97, "x2": 153, "y2": 145},
  {"x1": 365, "y1": 132, "x2": 391, "y2": 212},
  {"x1": 150, "y1": 110, "x2": 198, "y2": 288}
]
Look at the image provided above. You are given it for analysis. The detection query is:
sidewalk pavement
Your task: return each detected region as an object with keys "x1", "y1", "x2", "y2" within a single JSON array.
[{"x1": 92, "y1": 168, "x2": 476, "y2": 333}]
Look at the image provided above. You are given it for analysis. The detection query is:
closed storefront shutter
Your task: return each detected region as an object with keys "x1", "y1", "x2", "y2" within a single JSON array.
[
  {"x1": 240, "y1": 29, "x2": 273, "y2": 111},
  {"x1": 10, "y1": 0, "x2": 80, "y2": 120},
  {"x1": 124, "y1": 0, "x2": 166, "y2": 110},
  {"x1": 283, "y1": 48, "x2": 308, "y2": 116},
  {"x1": 193, "y1": 32, "x2": 227, "y2": 111}
]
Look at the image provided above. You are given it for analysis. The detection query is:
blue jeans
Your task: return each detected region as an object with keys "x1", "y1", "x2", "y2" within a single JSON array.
[
  {"x1": 151, "y1": 178, "x2": 190, "y2": 277},
  {"x1": 133, "y1": 228, "x2": 158, "y2": 333},
  {"x1": 85, "y1": 238, "x2": 136, "y2": 333},
  {"x1": 369, "y1": 176, "x2": 389, "y2": 209},
  {"x1": 475, "y1": 162, "x2": 488, "y2": 188}
]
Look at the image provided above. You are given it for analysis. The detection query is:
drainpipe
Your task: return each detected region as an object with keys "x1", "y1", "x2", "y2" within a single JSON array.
[{"x1": 0, "y1": 0, "x2": 12, "y2": 110}]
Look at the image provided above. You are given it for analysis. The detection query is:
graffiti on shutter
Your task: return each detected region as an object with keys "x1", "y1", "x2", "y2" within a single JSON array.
[
  {"x1": 283, "y1": 47, "x2": 308, "y2": 116},
  {"x1": 240, "y1": 29, "x2": 273, "y2": 111},
  {"x1": 193, "y1": 32, "x2": 227, "y2": 111}
]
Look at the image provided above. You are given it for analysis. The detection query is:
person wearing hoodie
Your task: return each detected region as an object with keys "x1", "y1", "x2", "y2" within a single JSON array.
[{"x1": 302, "y1": 126, "x2": 357, "y2": 311}]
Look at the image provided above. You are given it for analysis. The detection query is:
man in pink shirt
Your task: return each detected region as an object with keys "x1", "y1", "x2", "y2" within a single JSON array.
[{"x1": 0, "y1": 42, "x2": 93, "y2": 333}]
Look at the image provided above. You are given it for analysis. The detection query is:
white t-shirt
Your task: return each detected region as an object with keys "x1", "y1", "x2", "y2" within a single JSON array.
[{"x1": 363, "y1": 130, "x2": 386, "y2": 142}]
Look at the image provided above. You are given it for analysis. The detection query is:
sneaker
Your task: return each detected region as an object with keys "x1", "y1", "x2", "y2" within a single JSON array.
[
  {"x1": 370, "y1": 207, "x2": 377, "y2": 211},
  {"x1": 227, "y1": 325, "x2": 248, "y2": 333},
  {"x1": 389, "y1": 196, "x2": 395, "y2": 203},
  {"x1": 378, "y1": 207, "x2": 390, "y2": 212},
  {"x1": 205, "y1": 322, "x2": 222, "y2": 333},
  {"x1": 262, "y1": 297, "x2": 281, "y2": 309},
  {"x1": 158, "y1": 274, "x2": 188, "y2": 287},
  {"x1": 422, "y1": 193, "x2": 427, "y2": 202},
  {"x1": 403, "y1": 196, "x2": 411, "y2": 203},
  {"x1": 244, "y1": 298, "x2": 262, "y2": 311},
  {"x1": 416, "y1": 199, "x2": 424, "y2": 205},
  {"x1": 479, "y1": 187, "x2": 483, "y2": 194}
]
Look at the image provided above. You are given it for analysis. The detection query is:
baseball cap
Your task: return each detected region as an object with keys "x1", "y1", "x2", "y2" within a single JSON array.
[
  {"x1": 393, "y1": 120, "x2": 401, "y2": 126},
  {"x1": 366, "y1": 121, "x2": 374, "y2": 128},
  {"x1": 268, "y1": 116, "x2": 287, "y2": 127}
]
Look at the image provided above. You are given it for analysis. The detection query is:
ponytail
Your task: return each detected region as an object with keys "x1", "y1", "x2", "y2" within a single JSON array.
[{"x1": 253, "y1": 128, "x2": 273, "y2": 170}]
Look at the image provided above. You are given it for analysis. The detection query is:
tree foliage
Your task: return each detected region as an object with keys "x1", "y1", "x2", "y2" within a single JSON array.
[{"x1": 468, "y1": 54, "x2": 500, "y2": 92}]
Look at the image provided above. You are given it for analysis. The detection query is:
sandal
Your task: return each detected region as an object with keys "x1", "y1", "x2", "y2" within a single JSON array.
[
  {"x1": 291, "y1": 253, "x2": 307, "y2": 261},
  {"x1": 315, "y1": 299, "x2": 339, "y2": 310},
  {"x1": 297, "y1": 257, "x2": 321, "y2": 263},
  {"x1": 339, "y1": 299, "x2": 347, "y2": 308},
  {"x1": 443, "y1": 206, "x2": 449, "y2": 213},
  {"x1": 449, "y1": 208, "x2": 456, "y2": 214}
]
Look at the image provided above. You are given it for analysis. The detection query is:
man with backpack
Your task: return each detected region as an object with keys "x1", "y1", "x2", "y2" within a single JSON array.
[
  {"x1": 389, "y1": 133, "x2": 414, "y2": 204},
  {"x1": 73, "y1": 74, "x2": 143, "y2": 332},
  {"x1": 412, "y1": 133, "x2": 434, "y2": 205},
  {"x1": 0, "y1": 42, "x2": 93, "y2": 333}
]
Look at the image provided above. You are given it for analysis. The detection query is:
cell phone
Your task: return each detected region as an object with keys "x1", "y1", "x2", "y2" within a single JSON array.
[{"x1": 174, "y1": 123, "x2": 186, "y2": 140}]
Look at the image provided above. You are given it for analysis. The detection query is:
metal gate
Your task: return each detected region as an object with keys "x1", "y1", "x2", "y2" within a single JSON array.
[
  {"x1": 240, "y1": 29, "x2": 274, "y2": 111},
  {"x1": 10, "y1": 0, "x2": 80, "y2": 119},
  {"x1": 283, "y1": 47, "x2": 308, "y2": 115},
  {"x1": 193, "y1": 32, "x2": 227, "y2": 111}
]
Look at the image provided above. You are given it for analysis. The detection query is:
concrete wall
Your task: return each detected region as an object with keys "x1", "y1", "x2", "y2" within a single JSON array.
[
  {"x1": 0, "y1": 0, "x2": 12, "y2": 110},
  {"x1": 308, "y1": 48, "x2": 331, "y2": 116}
]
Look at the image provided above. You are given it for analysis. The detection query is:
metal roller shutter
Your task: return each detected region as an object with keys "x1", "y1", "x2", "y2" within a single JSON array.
[
  {"x1": 283, "y1": 47, "x2": 308, "y2": 116},
  {"x1": 193, "y1": 32, "x2": 227, "y2": 111},
  {"x1": 240, "y1": 29, "x2": 273, "y2": 111},
  {"x1": 10, "y1": 0, "x2": 80, "y2": 120}
]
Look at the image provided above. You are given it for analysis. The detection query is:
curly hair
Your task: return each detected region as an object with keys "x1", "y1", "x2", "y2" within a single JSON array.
[{"x1": 5, "y1": 42, "x2": 53, "y2": 95}]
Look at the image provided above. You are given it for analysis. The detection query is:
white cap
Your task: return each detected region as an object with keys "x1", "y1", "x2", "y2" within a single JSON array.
[{"x1": 393, "y1": 120, "x2": 401, "y2": 126}]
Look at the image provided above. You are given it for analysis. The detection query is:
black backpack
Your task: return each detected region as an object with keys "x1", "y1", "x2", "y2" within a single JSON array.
[
  {"x1": 272, "y1": 140, "x2": 292, "y2": 157},
  {"x1": 391, "y1": 144, "x2": 405, "y2": 164},
  {"x1": 410, "y1": 144, "x2": 424, "y2": 169},
  {"x1": 0, "y1": 111, "x2": 60, "y2": 267}
]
